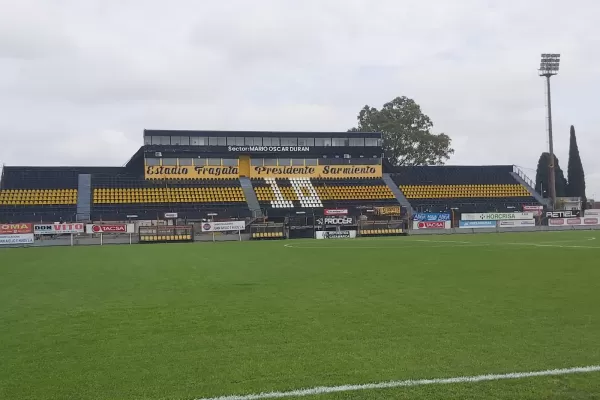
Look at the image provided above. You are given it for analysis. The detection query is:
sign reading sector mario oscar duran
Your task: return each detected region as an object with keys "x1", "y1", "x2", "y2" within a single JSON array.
[
  {"x1": 34, "y1": 223, "x2": 85, "y2": 235},
  {"x1": 0, "y1": 223, "x2": 33, "y2": 234},
  {"x1": 250, "y1": 165, "x2": 382, "y2": 179},
  {"x1": 0, "y1": 233, "x2": 34, "y2": 245},
  {"x1": 461, "y1": 212, "x2": 534, "y2": 221},
  {"x1": 412, "y1": 221, "x2": 451, "y2": 230},
  {"x1": 227, "y1": 146, "x2": 311, "y2": 153},
  {"x1": 145, "y1": 165, "x2": 239, "y2": 179},
  {"x1": 86, "y1": 224, "x2": 135, "y2": 233},
  {"x1": 201, "y1": 221, "x2": 246, "y2": 232}
]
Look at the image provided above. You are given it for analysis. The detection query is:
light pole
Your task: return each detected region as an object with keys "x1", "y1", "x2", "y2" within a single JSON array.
[{"x1": 539, "y1": 53, "x2": 560, "y2": 209}]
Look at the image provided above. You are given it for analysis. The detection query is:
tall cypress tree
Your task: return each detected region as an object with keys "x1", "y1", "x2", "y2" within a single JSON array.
[
  {"x1": 535, "y1": 152, "x2": 567, "y2": 198},
  {"x1": 566, "y1": 125, "x2": 586, "y2": 203}
]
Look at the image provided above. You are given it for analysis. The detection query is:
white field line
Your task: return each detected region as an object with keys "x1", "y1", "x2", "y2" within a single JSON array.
[{"x1": 195, "y1": 365, "x2": 600, "y2": 400}]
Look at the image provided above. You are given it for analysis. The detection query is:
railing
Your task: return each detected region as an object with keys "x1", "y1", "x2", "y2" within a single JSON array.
[{"x1": 512, "y1": 165, "x2": 536, "y2": 190}]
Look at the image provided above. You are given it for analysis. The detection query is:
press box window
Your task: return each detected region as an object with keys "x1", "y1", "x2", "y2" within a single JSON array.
[
  {"x1": 171, "y1": 136, "x2": 182, "y2": 145},
  {"x1": 251, "y1": 159, "x2": 264, "y2": 166},
  {"x1": 162, "y1": 158, "x2": 177, "y2": 166},
  {"x1": 365, "y1": 138, "x2": 379, "y2": 146},
  {"x1": 179, "y1": 158, "x2": 193, "y2": 166},
  {"x1": 305, "y1": 158, "x2": 318, "y2": 166},
  {"x1": 281, "y1": 138, "x2": 297, "y2": 146},
  {"x1": 191, "y1": 137, "x2": 207, "y2": 146},
  {"x1": 278, "y1": 158, "x2": 291, "y2": 166},
  {"x1": 207, "y1": 158, "x2": 221, "y2": 166},
  {"x1": 144, "y1": 136, "x2": 152, "y2": 145},
  {"x1": 222, "y1": 158, "x2": 238, "y2": 166},
  {"x1": 315, "y1": 138, "x2": 331, "y2": 146},
  {"x1": 195, "y1": 158, "x2": 207, "y2": 166},
  {"x1": 349, "y1": 138, "x2": 364, "y2": 147},
  {"x1": 298, "y1": 138, "x2": 314, "y2": 146},
  {"x1": 145, "y1": 158, "x2": 160, "y2": 166},
  {"x1": 332, "y1": 138, "x2": 347, "y2": 146},
  {"x1": 291, "y1": 159, "x2": 304, "y2": 166},
  {"x1": 151, "y1": 136, "x2": 166, "y2": 145},
  {"x1": 263, "y1": 159, "x2": 277, "y2": 166},
  {"x1": 263, "y1": 137, "x2": 280, "y2": 146}
]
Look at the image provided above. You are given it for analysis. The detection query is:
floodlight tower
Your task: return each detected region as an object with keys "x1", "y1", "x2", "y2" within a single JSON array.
[{"x1": 539, "y1": 53, "x2": 560, "y2": 209}]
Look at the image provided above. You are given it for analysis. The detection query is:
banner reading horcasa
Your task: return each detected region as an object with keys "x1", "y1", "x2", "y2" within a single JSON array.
[
  {"x1": 250, "y1": 165, "x2": 382, "y2": 179},
  {"x1": 145, "y1": 165, "x2": 239, "y2": 179}
]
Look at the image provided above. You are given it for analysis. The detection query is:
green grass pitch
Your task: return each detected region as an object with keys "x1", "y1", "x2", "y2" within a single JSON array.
[{"x1": 1, "y1": 231, "x2": 600, "y2": 400}]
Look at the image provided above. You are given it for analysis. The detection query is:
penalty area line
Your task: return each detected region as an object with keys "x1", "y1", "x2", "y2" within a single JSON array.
[{"x1": 194, "y1": 365, "x2": 600, "y2": 400}]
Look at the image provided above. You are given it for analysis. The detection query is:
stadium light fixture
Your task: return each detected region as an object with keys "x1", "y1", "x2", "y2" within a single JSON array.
[{"x1": 538, "y1": 53, "x2": 560, "y2": 209}]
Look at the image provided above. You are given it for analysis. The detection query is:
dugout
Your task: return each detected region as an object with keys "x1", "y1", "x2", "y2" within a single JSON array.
[{"x1": 139, "y1": 225, "x2": 194, "y2": 243}]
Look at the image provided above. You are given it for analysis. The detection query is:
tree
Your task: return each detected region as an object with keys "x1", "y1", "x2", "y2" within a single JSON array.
[
  {"x1": 566, "y1": 125, "x2": 586, "y2": 204},
  {"x1": 535, "y1": 152, "x2": 567, "y2": 198},
  {"x1": 349, "y1": 96, "x2": 454, "y2": 166}
]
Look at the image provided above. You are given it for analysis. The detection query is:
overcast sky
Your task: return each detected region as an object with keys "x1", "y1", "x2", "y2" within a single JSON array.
[{"x1": 1, "y1": 0, "x2": 599, "y2": 197}]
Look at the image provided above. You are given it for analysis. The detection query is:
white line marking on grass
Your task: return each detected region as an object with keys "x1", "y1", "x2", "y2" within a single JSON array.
[{"x1": 195, "y1": 365, "x2": 600, "y2": 400}]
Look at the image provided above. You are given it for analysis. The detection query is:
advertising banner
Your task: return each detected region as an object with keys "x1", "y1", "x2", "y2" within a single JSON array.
[
  {"x1": 0, "y1": 233, "x2": 34, "y2": 245},
  {"x1": 523, "y1": 205, "x2": 543, "y2": 216},
  {"x1": 413, "y1": 213, "x2": 451, "y2": 222},
  {"x1": 0, "y1": 223, "x2": 33, "y2": 234},
  {"x1": 315, "y1": 230, "x2": 357, "y2": 239},
  {"x1": 549, "y1": 217, "x2": 600, "y2": 226},
  {"x1": 145, "y1": 165, "x2": 239, "y2": 180},
  {"x1": 584, "y1": 209, "x2": 600, "y2": 217},
  {"x1": 413, "y1": 221, "x2": 451, "y2": 230},
  {"x1": 316, "y1": 216, "x2": 354, "y2": 225},
  {"x1": 497, "y1": 220, "x2": 536, "y2": 228},
  {"x1": 164, "y1": 213, "x2": 178, "y2": 219},
  {"x1": 546, "y1": 210, "x2": 580, "y2": 218},
  {"x1": 461, "y1": 212, "x2": 534, "y2": 221},
  {"x1": 86, "y1": 224, "x2": 135, "y2": 233},
  {"x1": 324, "y1": 209, "x2": 348, "y2": 216},
  {"x1": 459, "y1": 220, "x2": 496, "y2": 228},
  {"x1": 34, "y1": 223, "x2": 85, "y2": 235},
  {"x1": 250, "y1": 165, "x2": 382, "y2": 179},
  {"x1": 201, "y1": 221, "x2": 246, "y2": 232},
  {"x1": 374, "y1": 206, "x2": 402, "y2": 216}
]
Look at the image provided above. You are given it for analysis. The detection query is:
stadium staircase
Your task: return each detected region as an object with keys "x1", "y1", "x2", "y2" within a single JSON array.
[
  {"x1": 239, "y1": 177, "x2": 263, "y2": 217},
  {"x1": 510, "y1": 165, "x2": 549, "y2": 207},
  {"x1": 382, "y1": 173, "x2": 413, "y2": 213},
  {"x1": 76, "y1": 174, "x2": 92, "y2": 221}
]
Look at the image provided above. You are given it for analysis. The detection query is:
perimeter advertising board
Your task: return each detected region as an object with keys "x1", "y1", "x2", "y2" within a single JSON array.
[
  {"x1": 459, "y1": 220, "x2": 496, "y2": 228},
  {"x1": 413, "y1": 213, "x2": 451, "y2": 222},
  {"x1": 86, "y1": 224, "x2": 135, "y2": 233},
  {"x1": 548, "y1": 217, "x2": 600, "y2": 226},
  {"x1": 497, "y1": 220, "x2": 536, "y2": 228},
  {"x1": 0, "y1": 223, "x2": 33, "y2": 234},
  {"x1": 315, "y1": 230, "x2": 357, "y2": 239},
  {"x1": 34, "y1": 223, "x2": 85, "y2": 235},
  {"x1": 461, "y1": 212, "x2": 534, "y2": 221},
  {"x1": 201, "y1": 221, "x2": 246, "y2": 232},
  {"x1": 412, "y1": 221, "x2": 451, "y2": 230},
  {"x1": 0, "y1": 234, "x2": 34, "y2": 245}
]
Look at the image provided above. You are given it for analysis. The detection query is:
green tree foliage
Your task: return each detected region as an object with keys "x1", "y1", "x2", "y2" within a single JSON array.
[
  {"x1": 566, "y1": 125, "x2": 586, "y2": 204},
  {"x1": 535, "y1": 152, "x2": 567, "y2": 198},
  {"x1": 349, "y1": 96, "x2": 454, "y2": 166}
]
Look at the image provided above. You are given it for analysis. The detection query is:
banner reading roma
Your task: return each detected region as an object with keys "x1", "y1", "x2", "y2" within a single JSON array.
[
  {"x1": 250, "y1": 165, "x2": 382, "y2": 179},
  {"x1": 145, "y1": 165, "x2": 239, "y2": 179}
]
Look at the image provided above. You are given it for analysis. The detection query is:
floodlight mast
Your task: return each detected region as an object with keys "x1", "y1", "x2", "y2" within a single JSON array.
[{"x1": 539, "y1": 53, "x2": 560, "y2": 210}]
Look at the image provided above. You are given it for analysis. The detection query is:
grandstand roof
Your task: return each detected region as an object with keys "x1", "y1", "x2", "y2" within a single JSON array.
[{"x1": 144, "y1": 129, "x2": 381, "y2": 138}]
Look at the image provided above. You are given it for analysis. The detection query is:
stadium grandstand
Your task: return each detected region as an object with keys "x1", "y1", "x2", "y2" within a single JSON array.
[{"x1": 0, "y1": 130, "x2": 544, "y2": 224}]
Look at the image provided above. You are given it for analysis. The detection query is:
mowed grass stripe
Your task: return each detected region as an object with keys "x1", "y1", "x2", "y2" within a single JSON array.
[{"x1": 1, "y1": 231, "x2": 599, "y2": 400}]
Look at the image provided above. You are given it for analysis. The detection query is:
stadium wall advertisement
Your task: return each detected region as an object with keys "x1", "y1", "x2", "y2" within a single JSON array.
[
  {"x1": 86, "y1": 224, "x2": 135, "y2": 233},
  {"x1": 459, "y1": 220, "x2": 497, "y2": 228},
  {"x1": 201, "y1": 221, "x2": 246, "y2": 232},
  {"x1": 34, "y1": 223, "x2": 85, "y2": 235},
  {"x1": 316, "y1": 216, "x2": 355, "y2": 225},
  {"x1": 374, "y1": 206, "x2": 402, "y2": 216},
  {"x1": 145, "y1": 164, "x2": 382, "y2": 179},
  {"x1": 548, "y1": 217, "x2": 600, "y2": 226},
  {"x1": 413, "y1": 213, "x2": 451, "y2": 221},
  {"x1": 0, "y1": 223, "x2": 33, "y2": 234},
  {"x1": 461, "y1": 212, "x2": 534, "y2": 221},
  {"x1": 497, "y1": 220, "x2": 536, "y2": 228},
  {"x1": 584, "y1": 209, "x2": 600, "y2": 217},
  {"x1": 0, "y1": 233, "x2": 34, "y2": 245},
  {"x1": 315, "y1": 230, "x2": 357, "y2": 239},
  {"x1": 412, "y1": 221, "x2": 451, "y2": 230},
  {"x1": 324, "y1": 209, "x2": 348, "y2": 216}
]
